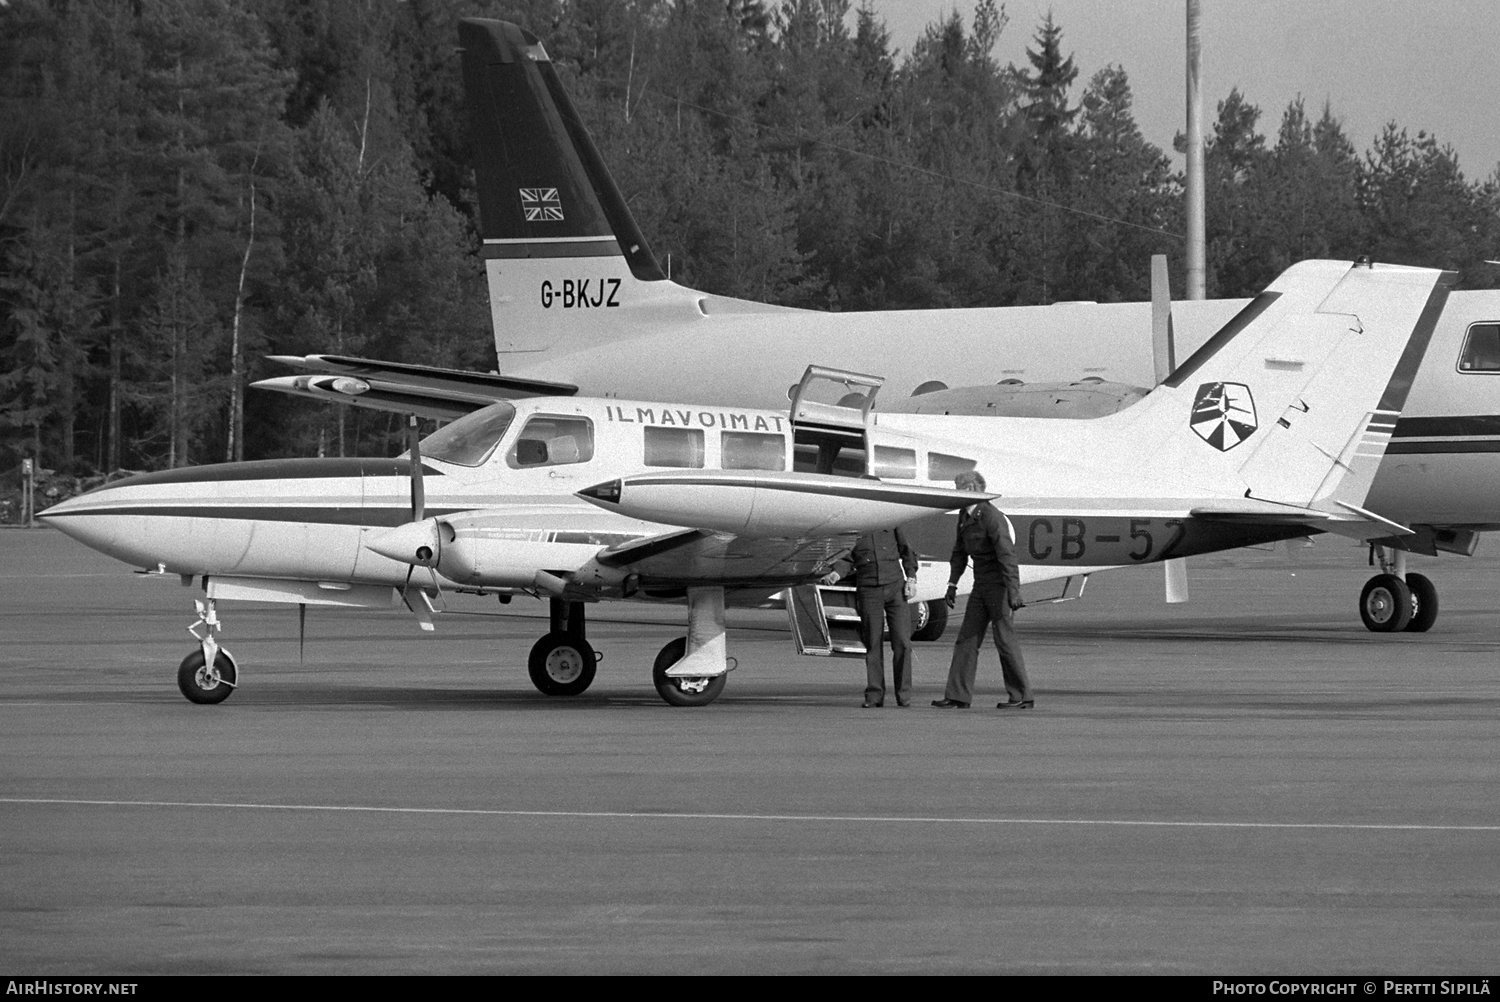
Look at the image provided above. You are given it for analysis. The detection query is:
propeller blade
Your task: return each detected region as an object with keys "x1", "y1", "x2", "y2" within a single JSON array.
[{"x1": 407, "y1": 414, "x2": 425, "y2": 523}]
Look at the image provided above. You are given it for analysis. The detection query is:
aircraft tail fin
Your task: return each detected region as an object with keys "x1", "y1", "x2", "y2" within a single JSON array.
[
  {"x1": 459, "y1": 18, "x2": 686, "y2": 359},
  {"x1": 1124, "y1": 260, "x2": 1452, "y2": 510}
]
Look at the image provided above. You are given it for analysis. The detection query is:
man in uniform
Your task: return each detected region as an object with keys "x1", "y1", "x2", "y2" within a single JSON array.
[
  {"x1": 932, "y1": 470, "x2": 1034, "y2": 710},
  {"x1": 822, "y1": 527, "x2": 919, "y2": 707}
]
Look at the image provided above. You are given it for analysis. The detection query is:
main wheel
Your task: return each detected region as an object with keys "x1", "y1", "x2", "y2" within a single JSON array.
[
  {"x1": 177, "y1": 649, "x2": 237, "y2": 704},
  {"x1": 651, "y1": 637, "x2": 727, "y2": 707},
  {"x1": 1360, "y1": 574, "x2": 1413, "y2": 632},
  {"x1": 1403, "y1": 572, "x2": 1439, "y2": 633},
  {"x1": 527, "y1": 632, "x2": 597, "y2": 696},
  {"x1": 911, "y1": 599, "x2": 948, "y2": 642}
]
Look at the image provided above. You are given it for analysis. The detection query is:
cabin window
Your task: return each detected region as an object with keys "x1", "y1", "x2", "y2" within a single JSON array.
[
  {"x1": 643, "y1": 426, "x2": 705, "y2": 468},
  {"x1": 871, "y1": 445, "x2": 917, "y2": 480},
  {"x1": 929, "y1": 451, "x2": 978, "y2": 483},
  {"x1": 416, "y1": 402, "x2": 516, "y2": 467},
  {"x1": 506, "y1": 415, "x2": 595, "y2": 468},
  {"x1": 1458, "y1": 323, "x2": 1500, "y2": 373},
  {"x1": 721, "y1": 431, "x2": 786, "y2": 470}
]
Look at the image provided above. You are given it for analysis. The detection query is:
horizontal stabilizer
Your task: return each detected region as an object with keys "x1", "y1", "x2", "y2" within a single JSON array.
[{"x1": 254, "y1": 354, "x2": 579, "y2": 419}]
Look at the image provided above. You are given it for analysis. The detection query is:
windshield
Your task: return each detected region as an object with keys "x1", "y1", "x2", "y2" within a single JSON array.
[{"x1": 411, "y1": 402, "x2": 517, "y2": 467}]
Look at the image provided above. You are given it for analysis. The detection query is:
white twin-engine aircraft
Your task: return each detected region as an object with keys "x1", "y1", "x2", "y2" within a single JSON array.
[{"x1": 43, "y1": 258, "x2": 1449, "y2": 708}]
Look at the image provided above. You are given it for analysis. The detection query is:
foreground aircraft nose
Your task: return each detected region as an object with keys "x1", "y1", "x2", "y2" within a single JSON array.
[
  {"x1": 576, "y1": 470, "x2": 989, "y2": 537},
  {"x1": 365, "y1": 520, "x2": 442, "y2": 566}
]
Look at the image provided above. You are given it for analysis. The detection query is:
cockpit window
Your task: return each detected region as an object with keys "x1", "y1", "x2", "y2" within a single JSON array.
[
  {"x1": 507, "y1": 415, "x2": 595, "y2": 468},
  {"x1": 1458, "y1": 323, "x2": 1500, "y2": 373},
  {"x1": 414, "y1": 402, "x2": 516, "y2": 467}
]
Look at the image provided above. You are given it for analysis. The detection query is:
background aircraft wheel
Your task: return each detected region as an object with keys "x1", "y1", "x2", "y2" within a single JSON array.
[
  {"x1": 911, "y1": 599, "x2": 948, "y2": 642},
  {"x1": 527, "y1": 632, "x2": 597, "y2": 696},
  {"x1": 651, "y1": 637, "x2": 726, "y2": 707},
  {"x1": 1360, "y1": 574, "x2": 1413, "y2": 632},
  {"x1": 177, "y1": 649, "x2": 237, "y2": 705},
  {"x1": 1403, "y1": 572, "x2": 1439, "y2": 633}
]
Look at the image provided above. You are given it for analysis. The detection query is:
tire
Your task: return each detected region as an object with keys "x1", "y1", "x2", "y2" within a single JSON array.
[
  {"x1": 1360, "y1": 574, "x2": 1413, "y2": 632},
  {"x1": 911, "y1": 599, "x2": 948, "y2": 642},
  {"x1": 1403, "y1": 572, "x2": 1439, "y2": 633},
  {"x1": 527, "y1": 632, "x2": 597, "y2": 696},
  {"x1": 177, "y1": 649, "x2": 237, "y2": 705},
  {"x1": 651, "y1": 637, "x2": 727, "y2": 707}
]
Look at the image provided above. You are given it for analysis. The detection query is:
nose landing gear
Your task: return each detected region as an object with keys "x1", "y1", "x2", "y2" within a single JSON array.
[{"x1": 179, "y1": 598, "x2": 238, "y2": 703}]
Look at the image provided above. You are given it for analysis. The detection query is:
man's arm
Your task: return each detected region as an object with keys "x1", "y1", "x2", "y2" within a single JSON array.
[
  {"x1": 983, "y1": 506, "x2": 1024, "y2": 607},
  {"x1": 894, "y1": 526, "x2": 919, "y2": 579}
]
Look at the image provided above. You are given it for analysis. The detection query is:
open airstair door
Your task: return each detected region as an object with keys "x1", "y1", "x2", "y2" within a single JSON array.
[
  {"x1": 788, "y1": 366, "x2": 884, "y2": 477},
  {"x1": 785, "y1": 583, "x2": 867, "y2": 658}
]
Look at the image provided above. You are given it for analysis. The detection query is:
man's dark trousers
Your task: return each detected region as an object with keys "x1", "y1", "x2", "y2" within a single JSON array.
[
  {"x1": 858, "y1": 581, "x2": 913, "y2": 703},
  {"x1": 943, "y1": 581, "x2": 1031, "y2": 705}
]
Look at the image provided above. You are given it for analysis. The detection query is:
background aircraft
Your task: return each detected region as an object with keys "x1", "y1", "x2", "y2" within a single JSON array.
[{"x1": 259, "y1": 18, "x2": 1498, "y2": 634}]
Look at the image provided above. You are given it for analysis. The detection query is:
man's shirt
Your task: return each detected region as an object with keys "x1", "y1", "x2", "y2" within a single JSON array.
[
  {"x1": 835, "y1": 527, "x2": 918, "y2": 588},
  {"x1": 949, "y1": 502, "x2": 1021, "y2": 596}
]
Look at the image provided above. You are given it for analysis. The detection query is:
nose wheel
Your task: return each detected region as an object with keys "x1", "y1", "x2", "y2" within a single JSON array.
[
  {"x1": 177, "y1": 648, "x2": 238, "y2": 704},
  {"x1": 178, "y1": 596, "x2": 239, "y2": 704}
]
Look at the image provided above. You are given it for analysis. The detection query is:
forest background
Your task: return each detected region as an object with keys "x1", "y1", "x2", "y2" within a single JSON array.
[{"x1": 2, "y1": 0, "x2": 1498, "y2": 488}]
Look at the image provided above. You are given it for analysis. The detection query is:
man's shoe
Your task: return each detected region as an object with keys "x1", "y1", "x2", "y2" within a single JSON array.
[
  {"x1": 931, "y1": 698, "x2": 969, "y2": 708},
  {"x1": 895, "y1": 697, "x2": 911, "y2": 707},
  {"x1": 862, "y1": 699, "x2": 883, "y2": 708},
  {"x1": 996, "y1": 699, "x2": 1035, "y2": 709}
]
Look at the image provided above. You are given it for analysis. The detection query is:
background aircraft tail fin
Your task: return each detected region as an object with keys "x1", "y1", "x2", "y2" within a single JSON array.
[
  {"x1": 460, "y1": 18, "x2": 664, "y2": 281},
  {"x1": 460, "y1": 18, "x2": 696, "y2": 361}
]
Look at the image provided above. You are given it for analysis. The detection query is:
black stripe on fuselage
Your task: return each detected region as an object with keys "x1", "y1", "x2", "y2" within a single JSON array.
[
  {"x1": 44, "y1": 505, "x2": 466, "y2": 527},
  {"x1": 1392, "y1": 415, "x2": 1500, "y2": 438},
  {"x1": 621, "y1": 476, "x2": 975, "y2": 509},
  {"x1": 1385, "y1": 440, "x2": 1500, "y2": 454},
  {"x1": 94, "y1": 458, "x2": 444, "y2": 493}
]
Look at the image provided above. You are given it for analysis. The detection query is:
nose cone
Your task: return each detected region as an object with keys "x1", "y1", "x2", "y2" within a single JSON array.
[
  {"x1": 576, "y1": 479, "x2": 622, "y2": 504},
  {"x1": 365, "y1": 520, "x2": 441, "y2": 566},
  {"x1": 35, "y1": 486, "x2": 126, "y2": 550}
]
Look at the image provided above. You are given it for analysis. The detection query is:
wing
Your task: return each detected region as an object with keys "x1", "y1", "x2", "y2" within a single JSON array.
[
  {"x1": 252, "y1": 354, "x2": 578, "y2": 420},
  {"x1": 593, "y1": 527, "x2": 856, "y2": 590}
]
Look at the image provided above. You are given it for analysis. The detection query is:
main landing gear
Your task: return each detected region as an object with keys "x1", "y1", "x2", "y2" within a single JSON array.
[
  {"x1": 1360, "y1": 546, "x2": 1438, "y2": 633},
  {"x1": 178, "y1": 597, "x2": 238, "y2": 704},
  {"x1": 527, "y1": 591, "x2": 733, "y2": 707},
  {"x1": 527, "y1": 598, "x2": 600, "y2": 696}
]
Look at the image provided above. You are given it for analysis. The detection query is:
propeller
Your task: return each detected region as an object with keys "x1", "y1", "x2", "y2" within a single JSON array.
[
  {"x1": 1152, "y1": 254, "x2": 1189, "y2": 604},
  {"x1": 359, "y1": 414, "x2": 443, "y2": 630},
  {"x1": 408, "y1": 414, "x2": 425, "y2": 525}
]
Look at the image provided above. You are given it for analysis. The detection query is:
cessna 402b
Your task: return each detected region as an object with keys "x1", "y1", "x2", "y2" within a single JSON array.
[
  {"x1": 261, "y1": 18, "x2": 1500, "y2": 635},
  {"x1": 42, "y1": 257, "x2": 1446, "y2": 707}
]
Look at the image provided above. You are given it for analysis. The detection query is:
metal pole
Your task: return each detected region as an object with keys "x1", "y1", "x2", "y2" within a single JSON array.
[
  {"x1": 1185, "y1": 0, "x2": 1206, "y2": 300},
  {"x1": 21, "y1": 457, "x2": 35, "y2": 527}
]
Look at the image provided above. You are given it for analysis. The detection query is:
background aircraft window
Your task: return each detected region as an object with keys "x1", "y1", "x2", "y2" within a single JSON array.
[
  {"x1": 721, "y1": 431, "x2": 787, "y2": 470},
  {"x1": 414, "y1": 402, "x2": 517, "y2": 467},
  {"x1": 929, "y1": 451, "x2": 978, "y2": 482},
  {"x1": 506, "y1": 415, "x2": 595, "y2": 468},
  {"x1": 1458, "y1": 323, "x2": 1500, "y2": 372},
  {"x1": 871, "y1": 445, "x2": 917, "y2": 480},
  {"x1": 643, "y1": 426, "x2": 705, "y2": 468}
]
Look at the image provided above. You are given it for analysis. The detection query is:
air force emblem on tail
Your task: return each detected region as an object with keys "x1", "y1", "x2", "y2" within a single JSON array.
[
  {"x1": 519, "y1": 187, "x2": 563, "y2": 221},
  {"x1": 1191, "y1": 382, "x2": 1258, "y2": 451}
]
